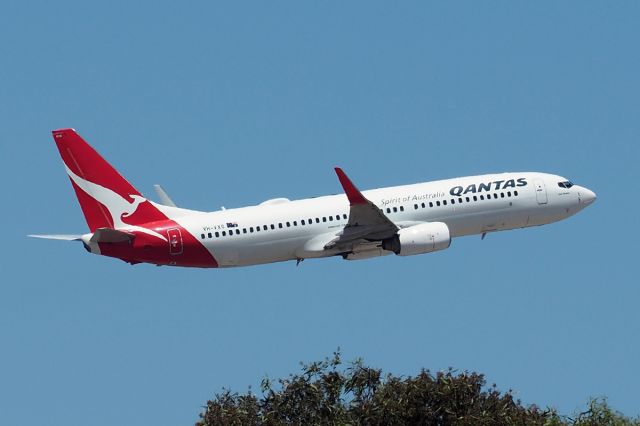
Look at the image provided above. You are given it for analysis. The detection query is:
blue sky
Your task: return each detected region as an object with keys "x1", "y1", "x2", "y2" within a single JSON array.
[{"x1": 1, "y1": 1, "x2": 638, "y2": 424}]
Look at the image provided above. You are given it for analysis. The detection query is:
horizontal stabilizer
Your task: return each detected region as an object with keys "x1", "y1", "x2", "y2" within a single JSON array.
[
  {"x1": 90, "y1": 228, "x2": 135, "y2": 243},
  {"x1": 28, "y1": 234, "x2": 82, "y2": 241},
  {"x1": 153, "y1": 184, "x2": 177, "y2": 207}
]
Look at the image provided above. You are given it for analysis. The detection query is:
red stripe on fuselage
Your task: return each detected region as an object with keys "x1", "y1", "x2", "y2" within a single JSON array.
[{"x1": 97, "y1": 220, "x2": 219, "y2": 268}]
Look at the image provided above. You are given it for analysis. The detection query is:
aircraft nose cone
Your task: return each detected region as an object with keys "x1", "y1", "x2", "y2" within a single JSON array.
[{"x1": 581, "y1": 188, "x2": 596, "y2": 206}]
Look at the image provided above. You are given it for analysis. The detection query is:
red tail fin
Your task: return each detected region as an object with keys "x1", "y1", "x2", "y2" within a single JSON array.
[{"x1": 52, "y1": 128, "x2": 166, "y2": 231}]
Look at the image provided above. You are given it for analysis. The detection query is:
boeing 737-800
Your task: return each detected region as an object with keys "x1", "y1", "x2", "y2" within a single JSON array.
[{"x1": 30, "y1": 128, "x2": 596, "y2": 268}]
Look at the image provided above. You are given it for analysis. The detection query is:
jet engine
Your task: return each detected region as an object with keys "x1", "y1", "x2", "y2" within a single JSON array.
[{"x1": 382, "y1": 222, "x2": 451, "y2": 256}]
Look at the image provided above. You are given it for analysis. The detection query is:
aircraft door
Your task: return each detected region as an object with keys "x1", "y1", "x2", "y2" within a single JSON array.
[
  {"x1": 534, "y1": 179, "x2": 548, "y2": 205},
  {"x1": 167, "y1": 228, "x2": 183, "y2": 255}
]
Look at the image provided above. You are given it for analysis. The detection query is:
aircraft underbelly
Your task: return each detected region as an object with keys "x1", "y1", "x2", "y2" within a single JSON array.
[
  {"x1": 446, "y1": 208, "x2": 529, "y2": 237},
  {"x1": 232, "y1": 236, "x2": 312, "y2": 267}
]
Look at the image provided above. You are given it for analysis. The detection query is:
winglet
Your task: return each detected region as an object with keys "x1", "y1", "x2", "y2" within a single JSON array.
[{"x1": 334, "y1": 167, "x2": 368, "y2": 205}]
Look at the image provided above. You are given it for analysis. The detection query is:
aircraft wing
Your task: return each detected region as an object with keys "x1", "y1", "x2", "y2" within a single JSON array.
[{"x1": 325, "y1": 168, "x2": 398, "y2": 250}]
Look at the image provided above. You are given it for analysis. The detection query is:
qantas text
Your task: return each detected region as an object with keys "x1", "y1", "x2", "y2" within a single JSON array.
[{"x1": 449, "y1": 178, "x2": 527, "y2": 196}]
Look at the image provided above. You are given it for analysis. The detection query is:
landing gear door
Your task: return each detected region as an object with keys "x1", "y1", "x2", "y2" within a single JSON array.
[
  {"x1": 167, "y1": 228, "x2": 183, "y2": 255},
  {"x1": 534, "y1": 179, "x2": 548, "y2": 205}
]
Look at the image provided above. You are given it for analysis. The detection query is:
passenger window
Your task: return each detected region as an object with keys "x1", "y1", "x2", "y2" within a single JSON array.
[
  {"x1": 451, "y1": 199, "x2": 455, "y2": 204},
  {"x1": 236, "y1": 229, "x2": 240, "y2": 235},
  {"x1": 315, "y1": 218, "x2": 320, "y2": 223},
  {"x1": 329, "y1": 216, "x2": 333, "y2": 221},
  {"x1": 249, "y1": 227, "x2": 254, "y2": 233},
  {"x1": 443, "y1": 200, "x2": 447, "y2": 205},
  {"x1": 507, "y1": 191, "x2": 511, "y2": 197},
  {"x1": 473, "y1": 196, "x2": 478, "y2": 201},
  {"x1": 279, "y1": 223, "x2": 283, "y2": 228},
  {"x1": 215, "y1": 232, "x2": 220, "y2": 238},
  {"x1": 493, "y1": 194, "x2": 498, "y2": 199},
  {"x1": 286, "y1": 222, "x2": 291, "y2": 227},
  {"x1": 293, "y1": 221, "x2": 297, "y2": 226},
  {"x1": 263, "y1": 225, "x2": 268, "y2": 231},
  {"x1": 400, "y1": 206, "x2": 404, "y2": 212},
  {"x1": 458, "y1": 198, "x2": 463, "y2": 203},
  {"x1": 386, "y1": 208, "x2": 391, "y2": 213},
  {"x1": 222, "y1": 231, "x2": 226, "y2": 236},
  {"x1": 201, "y1": 234, "x2": 206, "y2": 239},
  {"x1": 322, "y1": 217, "x2": 327, "y2": 222},
  {"x1": 480, "y1": 195, "x2": 484, "y2": 200},
  {"x1": 255, "y1": 227, "x2": 260, "y2": 232},
  {"x1": 429, "y1": 202, "x2": 433, "y2": 208},
  {"x1": 271, "y1": 224, "x2": 275, "y2": 229},
  {"x1": 436, "y1": 201, "x2": 441, "y2": 206},
  {"x1": 343, "y1": 214, "x2": 347, "y2": 219},
  {"x1": 422, "y1": 202, "x2": 426, "y2": 208},
  {"x1": 514, "y1": 190, "x2": 519, "y2": 196},
  {"x1": 243, "y1": 229, "x2": 247, "y2": 234},
  {"x1": 466, "y1": 197, "x2": 470, "y2": 202},
  {"x1": 500, "y1": 193, "x2": 505, "y2": 198}
]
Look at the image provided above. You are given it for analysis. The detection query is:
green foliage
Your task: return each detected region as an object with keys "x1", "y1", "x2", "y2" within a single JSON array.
[
  {"x1": 196, "y1": 351, "x2": 638, "y2": 426},
  {"x1": 570, "y1": 398, "x2": 640, "y2": 426}
]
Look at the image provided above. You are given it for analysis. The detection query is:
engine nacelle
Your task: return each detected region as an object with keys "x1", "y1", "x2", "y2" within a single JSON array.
[{"x1": 382, "y1": 222, "x2": 451, "y2": 256}]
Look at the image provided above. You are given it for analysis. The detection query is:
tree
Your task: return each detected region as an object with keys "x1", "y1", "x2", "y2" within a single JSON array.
[{"x1": 196, "y1": 351, "x2": 639, "y2": 426}]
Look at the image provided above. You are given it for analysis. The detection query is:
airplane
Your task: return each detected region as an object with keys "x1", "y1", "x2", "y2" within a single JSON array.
[{"x1": 30, "y1": 128, "x2": 596, "y2": 268}]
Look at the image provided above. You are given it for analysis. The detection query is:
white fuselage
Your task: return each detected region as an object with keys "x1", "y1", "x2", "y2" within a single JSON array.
[
  {"x1": 43, "y1": 129, "x2": 596, "y2": 269},
  {"x1": 169, "y1": 172, "x2": 595, "y2": 267}
]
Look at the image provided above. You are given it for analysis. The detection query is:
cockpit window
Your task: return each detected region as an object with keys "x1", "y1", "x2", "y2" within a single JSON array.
[{"x1": 558, "y1": 181, "x2": 574, "y2": 189}]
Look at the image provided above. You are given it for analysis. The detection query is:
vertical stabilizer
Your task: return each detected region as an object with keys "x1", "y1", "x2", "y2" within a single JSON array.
[{"x1": 52, "y1": 129, "x2": 166, "y2": 231}]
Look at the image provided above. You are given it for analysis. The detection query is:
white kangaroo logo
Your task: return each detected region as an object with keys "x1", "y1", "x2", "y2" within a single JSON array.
[
  {"x1": 64, "y1": 165, "x2": 167, "y2": 242},
  {"x1": 121, "y1": 194, "x2": 147, "y2": 219}
]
